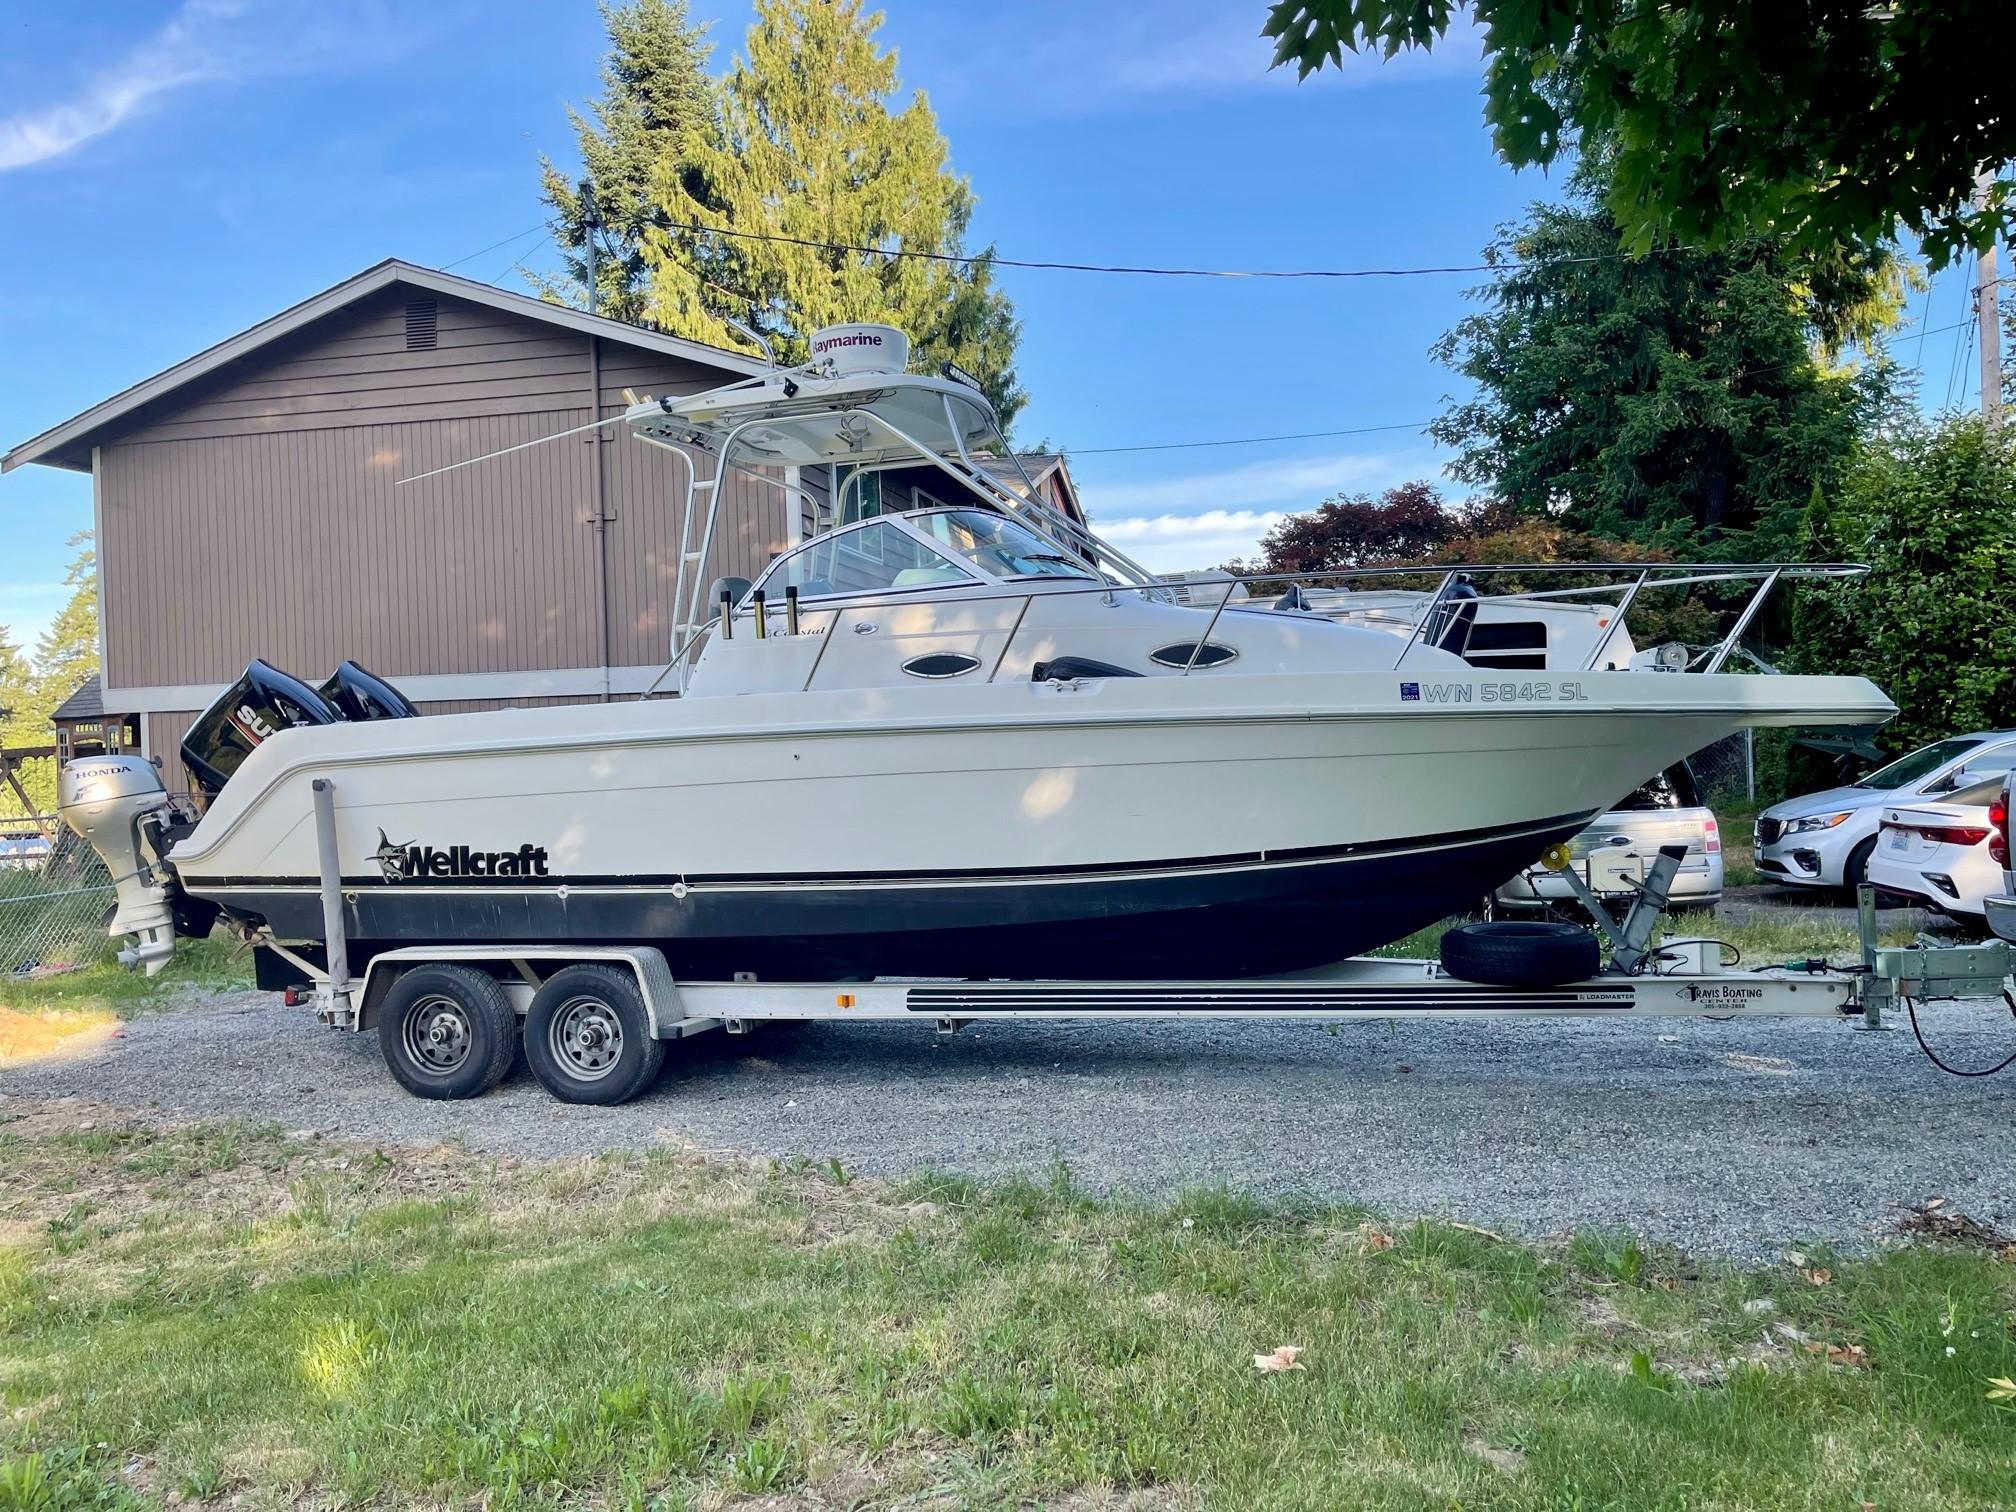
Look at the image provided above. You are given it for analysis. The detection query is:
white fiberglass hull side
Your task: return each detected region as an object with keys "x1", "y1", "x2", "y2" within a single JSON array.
[{"x1": 167, "y1": 670, "x2": 1893, "y2": 978}]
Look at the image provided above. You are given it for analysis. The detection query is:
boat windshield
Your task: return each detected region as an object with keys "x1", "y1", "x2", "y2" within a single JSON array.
[
  {"x1": 911, "y1": 509, "x2": 1098, "y2": 581},
  {"x1": 757, "y1": 520, "x2": 977, "y2": 602}
]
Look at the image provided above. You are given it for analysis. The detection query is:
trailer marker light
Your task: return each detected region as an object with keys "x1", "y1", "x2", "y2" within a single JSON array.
[{"x1": 835, "y1": 992, "x2": 856, "y2": 1008}]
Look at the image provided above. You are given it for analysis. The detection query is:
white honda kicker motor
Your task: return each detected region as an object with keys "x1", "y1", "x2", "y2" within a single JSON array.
[{"x1": 56, "y1": 754, "x2": 181, "y2": 975}]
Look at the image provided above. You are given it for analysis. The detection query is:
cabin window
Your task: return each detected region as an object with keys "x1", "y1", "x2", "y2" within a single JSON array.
[
  {"x1": 1462, "y1": 620, "x2": 1549, "y2": 671},
  {"x1": 759, "y1": 521, "x2": 975, "y2": 601},
  {"x1": 1149, "y1": 641, "x2": 1239, "y2": 669},
  {"x1": 901, "y1": 652, "x2": 981, "y2": 679}
]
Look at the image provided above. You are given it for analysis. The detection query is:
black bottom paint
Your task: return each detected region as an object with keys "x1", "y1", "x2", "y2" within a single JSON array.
[{"x1": 199, "y1": 817, "x2": 1590, "y2": 982}]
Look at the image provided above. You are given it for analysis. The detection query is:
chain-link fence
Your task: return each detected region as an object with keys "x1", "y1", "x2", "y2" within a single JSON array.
[
  {"x1": 0, "y1": 817, "x2": 114, "y2": 978},
  {"x1": 1688, "y1": 731, "x2": 1757, "y2": 809}
]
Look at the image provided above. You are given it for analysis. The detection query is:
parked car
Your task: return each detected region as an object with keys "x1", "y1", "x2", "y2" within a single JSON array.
[
  {"x1": 1496, "y1": 763, "x2": 1722, "y2": 916},
  {"x1": 1986, "y1": 771, "x2": 2016, "y2": 945},
  {"x1": 1866, "y1": 776, "x2": 2007, "y2": 925},
  {"x1": 1754, "y1": 730, "x2": 2016, "y2": 893},
  {"x1": 0, "y1": 834, "x2": 53, "y2": 871}
]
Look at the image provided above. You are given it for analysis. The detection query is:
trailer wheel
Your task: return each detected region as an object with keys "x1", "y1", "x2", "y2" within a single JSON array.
[
  {"x1": 378, "y1": 965, "x2": 518, "y2": 1100},
  {"x1": 523, "y1": 965, "x2": 665, "y2": 1106},
  {"x1": 1438, "y1": 920, "x2": 1600, "y2": 988}
]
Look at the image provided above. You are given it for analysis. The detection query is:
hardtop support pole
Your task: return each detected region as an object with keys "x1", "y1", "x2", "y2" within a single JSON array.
[{"x1": 311, "y1": 778, "x2": 353, "y2": 1025}]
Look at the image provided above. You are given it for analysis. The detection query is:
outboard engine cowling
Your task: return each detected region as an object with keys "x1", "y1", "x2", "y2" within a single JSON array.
[
  {"x1": 319, "y1": 660, "x2": 419, "y2": 721},
  {"x1": 56, "y1": 755, "x2": 179, "y2": 975},
  {"x1": 180, "y1": 658, "x2": 339, "y2": 804}
]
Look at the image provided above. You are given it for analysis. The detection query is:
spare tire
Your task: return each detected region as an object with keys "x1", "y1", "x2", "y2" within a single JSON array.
[{"x1": 1439, "y1": 920, "x2": 1600, "y2": 988}]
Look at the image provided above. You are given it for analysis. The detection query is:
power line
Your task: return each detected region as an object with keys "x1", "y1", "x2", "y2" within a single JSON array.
[
  {"x1": 655, "y1": 218, "x2": 1632, "y2": 281},
  {"x1": 1066, "y1": 325, "x2": 1975, "y2": 460},
  {"x1": 1065, "y1": 420, "x2": 1431, "y2": 456},
  {"x1": 439, "y1": 221, "x2": 552, "y2": 273}
]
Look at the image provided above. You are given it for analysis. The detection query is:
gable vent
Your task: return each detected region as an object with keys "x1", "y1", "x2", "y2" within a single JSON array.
[{"x1": 404, "y1": 298, "x2": 439, "y2": 350}]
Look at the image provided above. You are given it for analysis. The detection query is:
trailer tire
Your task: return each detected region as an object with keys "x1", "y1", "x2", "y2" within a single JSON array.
[
  {"x1": 523, "y1": 965, "x2": 665, "y2": 1106},
  {"x1": 378, "y1": 965, "x2": 518, "y2": 1100},
  {"x1": 1438, "y1": 920, "x2": 1599, "y2": 988}
]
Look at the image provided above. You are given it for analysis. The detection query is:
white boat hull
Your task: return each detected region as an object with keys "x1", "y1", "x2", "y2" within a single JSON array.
[{"x1": 167, "y1": 670, "x2": 1892, "y2": 978}]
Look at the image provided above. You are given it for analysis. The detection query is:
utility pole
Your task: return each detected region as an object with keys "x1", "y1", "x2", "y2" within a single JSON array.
[
  {"x1": 1975, "y1": 167, "x2": 2003, "y2": 429},
  {"x1": 579, "y1": 178, "x2": 601, "y2": 318}
]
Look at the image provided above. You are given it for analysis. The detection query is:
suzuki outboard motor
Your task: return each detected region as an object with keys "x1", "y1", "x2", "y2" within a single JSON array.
[
  {"x1": 319, "y1": 660, "x2": 419, "y2": 722},
  {"x1": 180, "y1": 658, "x2": 340, "y2": 805},
  {"x1": 56, "y1": 755, "x2": 180, "y2": 975}
]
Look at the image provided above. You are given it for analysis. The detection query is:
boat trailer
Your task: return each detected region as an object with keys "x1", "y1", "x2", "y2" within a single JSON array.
[{"x1": 240, "y1": 778, "x2": 2016, "y2": 1105}]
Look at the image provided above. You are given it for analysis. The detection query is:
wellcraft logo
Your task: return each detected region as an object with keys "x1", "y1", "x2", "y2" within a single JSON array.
[{"x1": 374, "y1": 830, "x2": 549, "y2": 882}]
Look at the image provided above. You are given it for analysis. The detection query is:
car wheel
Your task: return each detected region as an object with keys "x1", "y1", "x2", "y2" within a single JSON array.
[
  {"x1": 378, "y1": 965, "x2": 518, "y2": 1101},
  {"x1": 523, "y1": 964, "x2": 665, "y2": 1106},
  {"x1": 1842, "y1": 836, "x2": 1878, "y2": 893}
]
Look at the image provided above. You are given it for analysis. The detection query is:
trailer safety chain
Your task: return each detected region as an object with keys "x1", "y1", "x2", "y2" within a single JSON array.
[{"x1": 1902, "y1": 987, "x2": 2016, "y2": 1079}]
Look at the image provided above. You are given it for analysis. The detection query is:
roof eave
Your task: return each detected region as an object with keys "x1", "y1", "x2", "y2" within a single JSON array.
[{"x1": 3, "y1": 258, "x2": 769, "y2": 475}]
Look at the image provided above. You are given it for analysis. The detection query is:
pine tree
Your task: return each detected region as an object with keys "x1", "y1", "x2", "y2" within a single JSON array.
[
  {"x1": 537, "y1": 0, "x2": 726, "y2": 323},
  {"x1": 639, "y1": 0, "x2": 1024, "y2": 425},
  {"x1": 31, "y1": 535, "x2": 99, "y2": 716},
  {"x1": 0, "y1": 627, "x2": 40, "y2": 819}
]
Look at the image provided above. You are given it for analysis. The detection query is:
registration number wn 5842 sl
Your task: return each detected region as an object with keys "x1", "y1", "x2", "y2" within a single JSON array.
[{"x1": 1402, "y1": 680, "x2": 1591, "y2": 705}]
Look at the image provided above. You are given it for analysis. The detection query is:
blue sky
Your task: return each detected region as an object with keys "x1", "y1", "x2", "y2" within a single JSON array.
[{"x1": 0, "y1": 0, "x2": 1985, "y2": 655}]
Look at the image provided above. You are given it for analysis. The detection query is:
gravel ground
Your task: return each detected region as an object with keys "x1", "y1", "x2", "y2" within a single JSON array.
[{"x1": 6, "y1": 976, "x2": 2013, "y2": 1262}]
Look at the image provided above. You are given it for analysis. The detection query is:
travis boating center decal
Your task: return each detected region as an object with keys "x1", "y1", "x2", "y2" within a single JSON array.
[{"x1": 374, "y1": 830, "x2": 550, "y2": 882}]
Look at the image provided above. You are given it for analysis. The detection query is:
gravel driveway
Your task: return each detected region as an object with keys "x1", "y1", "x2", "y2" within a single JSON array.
[{"x1": 7, "y1": 980, "x2": 2013, "y2": 1262}]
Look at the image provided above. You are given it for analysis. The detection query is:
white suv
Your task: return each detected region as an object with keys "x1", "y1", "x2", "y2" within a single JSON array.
[{"x1": 1755, "y1": 731, "x2": 2016, "y2": 893}]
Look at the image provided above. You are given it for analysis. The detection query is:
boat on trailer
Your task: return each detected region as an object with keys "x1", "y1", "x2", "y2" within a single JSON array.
[{"x1": 53, "y1": 322, "x2": 1922, "y2": 1102}]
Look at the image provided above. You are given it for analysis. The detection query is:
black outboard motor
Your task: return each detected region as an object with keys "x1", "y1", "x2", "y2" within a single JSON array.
[
  {"x1": 319, "y1": 660, "x2": 419, "y2": 721},
  {"x1": 180, "y1": 659, "x2": 340, "y2": 803}
]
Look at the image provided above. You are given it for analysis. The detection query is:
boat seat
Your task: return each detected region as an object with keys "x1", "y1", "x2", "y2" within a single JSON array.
[{"x1": 1428, "y1": 579, "x2": 1481, "y2": 655}]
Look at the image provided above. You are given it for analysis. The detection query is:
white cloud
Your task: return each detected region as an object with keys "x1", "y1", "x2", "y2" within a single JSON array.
[
  {"x1": 1079, "y1": 448, "x2": 1430, "y2": 516},
  {"x1": 1101, "y1": 10, "x2": 1484, "y2": 99},
  {"x1": 950, "y1": 5, "x2": 1486, "y2": 115},
  {"x1": 0, "y1": 1, "x2": 430, "y2": 173},
  {"x1": 1095, "y1": 509, "x2": 1287, "y2": 573}
]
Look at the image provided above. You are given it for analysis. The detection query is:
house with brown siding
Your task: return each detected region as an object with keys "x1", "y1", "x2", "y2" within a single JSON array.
[{"x1": 3, "y1": 260, "x2": 1083, "y2": 795}]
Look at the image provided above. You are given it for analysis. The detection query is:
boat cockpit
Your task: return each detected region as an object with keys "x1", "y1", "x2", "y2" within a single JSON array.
[{"x1": 683, "y1": 500, "x2": 1451, "y2": 698}]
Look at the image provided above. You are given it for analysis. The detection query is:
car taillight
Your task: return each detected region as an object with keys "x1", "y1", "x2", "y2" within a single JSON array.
[
  {"x1": 1992, "y1": 796, "x2": 2009, "y2": 867},
  {"x1": 1896, "y1": 823, "x2": 1992, "y2": 846},
  {"x1": 1702, "y1": 815, "x2": 1720, "y2": 853}
]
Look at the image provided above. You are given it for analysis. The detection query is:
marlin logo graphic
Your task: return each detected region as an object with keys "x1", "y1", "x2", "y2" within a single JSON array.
[{"x1": 374, "y1": 829, "x2": 413, "y2": 883}]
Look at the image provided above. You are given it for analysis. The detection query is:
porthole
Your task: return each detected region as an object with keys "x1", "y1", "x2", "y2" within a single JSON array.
[
  {"x1": 901, "y1": 651, "x2": 981, "y2": 679},
  {"x1": 1148, "y1": 641, "x2": 1239, "y2": 669}
]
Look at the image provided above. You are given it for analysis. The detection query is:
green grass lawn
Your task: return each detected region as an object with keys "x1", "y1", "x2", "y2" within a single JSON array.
[{"x1": 1, "y1": 1116, "x2": 2012, "y2": 1510}]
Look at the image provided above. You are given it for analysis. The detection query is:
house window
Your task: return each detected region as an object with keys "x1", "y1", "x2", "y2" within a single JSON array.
[{"x1": 835, "y1": 465, "x2": 883, "y2": 526}]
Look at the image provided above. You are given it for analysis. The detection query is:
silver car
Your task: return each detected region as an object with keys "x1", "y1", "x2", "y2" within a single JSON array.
[
  {"x1": 1755, "y1": 731, "x2": 2016, "y2": 892},
  {"x1": 1497, "y1": 764, "x2": 1723, "y2": 915}
]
